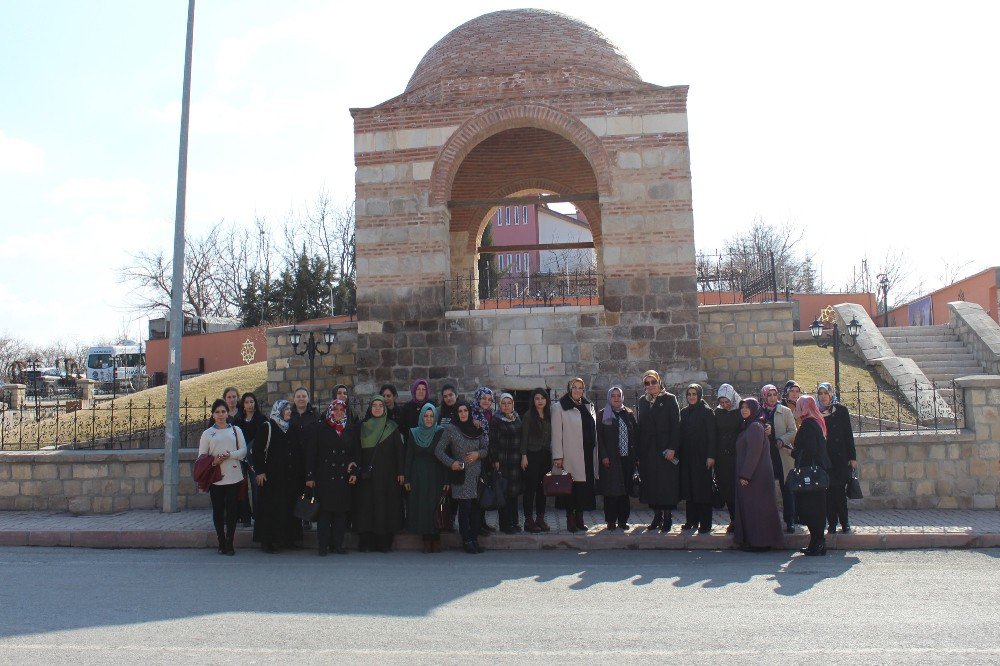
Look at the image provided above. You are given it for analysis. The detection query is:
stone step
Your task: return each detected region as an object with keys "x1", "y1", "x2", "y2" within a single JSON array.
[
  {"x1": 885, "y1": 341, "x2": 968, "y2": 351},
  {"x1": 914, "y1": 360, "x2": 983, "y2": 371},
  {"x1": 898, "y1": 352, "x2": 979, "y2": 363},
  {"x1": 883, "y1": 335, "x2": 962, "y2": 344},
  {"x1": 879, "y1": 325, "x2": 952, "y2": 336}
]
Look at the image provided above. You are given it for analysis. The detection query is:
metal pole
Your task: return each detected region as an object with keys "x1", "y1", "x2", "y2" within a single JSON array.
[
  {"x1": 833, "y1": 322, "x2": 842, "y2": 400},
  {"x1": 164, "y1": 0, "x2": 195, "y2": 513},
  {"x1": 307, "y1": 333, "x2": 316, "y2": 403}
]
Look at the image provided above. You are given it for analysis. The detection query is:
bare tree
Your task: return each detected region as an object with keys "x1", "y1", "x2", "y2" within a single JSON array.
[
  {"x1": 844, "y1": 250, "x2": 920, "y2": 310},
  {"x1": 937, "y1": 255, "x2": 975, "y2": 289}
]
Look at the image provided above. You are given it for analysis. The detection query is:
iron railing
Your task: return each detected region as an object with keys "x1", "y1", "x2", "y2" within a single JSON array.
[
  {"x1": 445, "y1": 270, "x2": 601, "y2": 311},
  {"x1": 696, "y1": 251, "x2": 788, "y2": 304}
]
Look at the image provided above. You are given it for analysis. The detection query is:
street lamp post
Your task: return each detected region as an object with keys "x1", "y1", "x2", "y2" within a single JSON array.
[
  {"x1": 289, "y1": 325, "x2": 336, "y2": 401},
  {"x1": 877, "y1": 273, "x2": 889, "y2": 327},
  {"x1": 810, "y1": 315, "x2": 863, "y2": 399}
]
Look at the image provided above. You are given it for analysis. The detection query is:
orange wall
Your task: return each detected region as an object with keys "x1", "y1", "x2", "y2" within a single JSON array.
[
  {"x1": 885, "y1": 267, "x2": 999, "y2": 326},
  {"x1": 146, "y1": 326, "x2": 268, "y2": 378},
  {"x1": 698, "y1": 292, "x2": 877, "y2": 329}
]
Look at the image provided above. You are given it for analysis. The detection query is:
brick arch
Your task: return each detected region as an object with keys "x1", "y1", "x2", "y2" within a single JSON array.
[{"x1": 429, "y1": 103, "x2": 612, "y2": 208}]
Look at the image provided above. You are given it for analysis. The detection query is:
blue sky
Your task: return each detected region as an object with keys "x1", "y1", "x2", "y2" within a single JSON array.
[{"x1": 1, "y1": 1, "x2": 997, "y2": 345}]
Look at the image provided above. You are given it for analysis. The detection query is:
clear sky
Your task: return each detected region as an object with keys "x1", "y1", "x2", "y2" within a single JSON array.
[{"x1": 1, "y1": 0, "x2": 997, "y2": 345}]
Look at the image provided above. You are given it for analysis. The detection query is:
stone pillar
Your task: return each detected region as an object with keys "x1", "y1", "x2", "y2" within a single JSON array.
[
  {"x1": 2, "y1": 384, "x2": 25, "y2": 410},
  {"x1": 956, "y1": 375, "x2": 1000, "y2": 509},
  {"x1": 77, "y1": 379, "x2": 96, "y2": 409}
]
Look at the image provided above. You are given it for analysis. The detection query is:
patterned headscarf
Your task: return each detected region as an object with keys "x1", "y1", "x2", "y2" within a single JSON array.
[
  {"x1": 270, "y1": 400, "x2": 291, "y2": 433},
  {"x1": 795, "y1": 395, "x2": 828, "y2": 438},
  {"x1": 781, "y1": 380, "x2": 800, "y2": 404},
  {"x1": 760, "y1": 384, "x2": 779, "y2": 402},
  {"x1": 471, "y1": 386, "x2": 494, "y2": 434},
  {"x1": 642, "y1": 369, "x2": 665, "y2": 402},
  {"x1": 817, "y1": 382, "x2": 839, "y2": 415},
  {"x1": 325, "y1": 399, "x2": 348, "y2": 434},
  {"x1": 496, "y1": 392, "x2": 519, "y2": 423},
  {"x1": 717, "y1": 384, "x2": 742, "y2": 410}
]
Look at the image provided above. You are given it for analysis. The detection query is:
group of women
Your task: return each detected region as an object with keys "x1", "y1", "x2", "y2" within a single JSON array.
[{"x1": 198, "y1": 373, "x2": 857, "y2": 557}]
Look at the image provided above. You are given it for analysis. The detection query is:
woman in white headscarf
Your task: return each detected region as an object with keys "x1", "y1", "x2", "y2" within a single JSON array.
[
  {"x1": 252, "y1": 400, "x2": 302, "y2": 553},
  {"x1": 713, "y1": 384, "x2": 742, "y2": 533}
]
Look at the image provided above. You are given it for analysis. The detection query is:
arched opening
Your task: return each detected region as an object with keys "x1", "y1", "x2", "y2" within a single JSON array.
[{"x1": 442, "y1": 126, "x2": 604, "y2": 310}]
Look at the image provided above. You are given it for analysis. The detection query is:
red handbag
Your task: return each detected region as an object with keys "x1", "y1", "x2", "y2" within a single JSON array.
[
  {"x1": 543, "y1": 470, "x2": 573, "y2": 497},
  {"x1": 193, "y1": 454, "x2": 222, "y2": 492},
  {"x1": 433, "y1": 490, "x2": 452, "y2": 531}
]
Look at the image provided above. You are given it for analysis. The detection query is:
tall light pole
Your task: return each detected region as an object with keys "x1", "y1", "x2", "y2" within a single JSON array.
[
  {"x1": 810, "y1": 315, "x2": 862, "y2": 399},
  {"x1": 164, "y1": 0, "x2": 196, "y2": 513}
]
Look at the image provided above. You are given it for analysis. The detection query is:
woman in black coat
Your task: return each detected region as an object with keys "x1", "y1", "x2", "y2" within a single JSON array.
[
  {"x1": 403, "y1": 403, "x2": 448, "y2": 553},
  {"x1": 636, "y1": 370, "x2": 681, "y2": 532},
  {"x1": 252, "y1": 400, "x2": 303, "y2": 552},
  {"x1": 713, "y1": 384, "x2": 742, "y2": 533},
  {"x1": 679, "y1": 383, "x2": 718, "y2": 534},
  {"x1": 306, "y1": 399, "x2": 358, "y2": 556},
  {"x1": 791, "y1": 395, "x2": 832, "y2": 556},
  {"x1": 597, "y1": 386, "x2": 638, "y2": 531},
  {"x1": 289, "y1": 387, "x2": 319, "y2": 530},
  {"x1": 234, "y1": 392, "x2": 267, "y2": 527},
  {"x1": 352, "y1": 396, "x2": 405, "y2": 553},
  {"x1": 818, "y1": 382, "x2": 858, "y2": 533}
]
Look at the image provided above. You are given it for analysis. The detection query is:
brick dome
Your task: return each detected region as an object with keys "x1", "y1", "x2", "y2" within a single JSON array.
[{"x1": 405, "y1": 9, "x2": 641, "y2": 94}]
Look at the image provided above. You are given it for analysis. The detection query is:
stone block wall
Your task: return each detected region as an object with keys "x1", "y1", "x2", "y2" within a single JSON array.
[
  {"x1": 949, "y1": 301, "x2": 1000, "y2": 374},
  {"x1": 266, "y1": 323, "x2": 358, "y2": 405},
  {"x1": 698, "y1": 302, "x2": 794, "y2": 385},
  {"x1": 0, "y1": 449, "x2": 207, "y2": 513}
]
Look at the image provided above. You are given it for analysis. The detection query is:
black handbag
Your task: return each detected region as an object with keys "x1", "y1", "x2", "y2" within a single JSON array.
[
  {"x1": 478, "y1": 469, "x2": 507, "y2": 510},
  {"x1": 629, "y1": 466, "x2": 642, "y2": 499},
  {"x1": 711, "y1": 471, "x2": 726, "y2": 509},
  {"x1": 293, "y1": 490, "x2": 319, "y2": 521},
  {"x1": 786, "y1": 465, "x2": 830, "y2": 493},
  {"x1": 846, "y1": 468, "x2": 863, "y2": 500},
  {"x1": 448, "y1": 466, "x2": 467, "y2": 486}
]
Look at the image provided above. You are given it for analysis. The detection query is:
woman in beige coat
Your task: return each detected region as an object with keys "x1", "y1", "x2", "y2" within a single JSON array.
[{"x1": 551, "y1": 378, "x2": 599, "y2": 533}]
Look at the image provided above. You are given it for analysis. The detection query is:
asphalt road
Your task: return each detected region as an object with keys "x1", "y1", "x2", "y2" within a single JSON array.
[{"x1": 0, "y1": 547, "x2": 997, "y2": 664}]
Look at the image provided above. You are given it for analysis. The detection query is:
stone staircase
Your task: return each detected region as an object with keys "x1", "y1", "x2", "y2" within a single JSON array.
[{"x1": 880, "y1": 325, "x2": 985, "y2": 407}]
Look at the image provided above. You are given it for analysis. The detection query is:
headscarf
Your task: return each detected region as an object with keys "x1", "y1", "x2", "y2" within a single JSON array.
[
  {"x1": 738, "y1": 397, "x2": 763, "y2": 432},
  {"x1": 360, "y1": 396, "x2": 397, "y2": 449},
  {"x1": 325, "y1": 399, "x2": 348, "y2": 434},
  {"x1": 410, "y1": 403, "x2": 442, "y2": 449},
  {"x1": 781, "y1": 380, "x2": 800, "y2": 405},
  {"x1": 795, "y1": 395, "x2": 828, "y2": 438},
  {"x1": 496, "y1": 392, "x2": 519, "y2": 423},
  {"x1": 602, "y1": 385, "x2": 624, "y2": 425},
  {"x1": 760, "y1": 384, "x2": 779, "y2": 402},
  {"x1": 333, "y1": 384, "x2": 349, "y2": 399},
  {"x1": 409, "y1": 379, "x2": 430, "y2": 407},
  {"x1": 471, "y1": 386, "x2": 494, "y2": 434},
  {"x1": 453, "y1": 400, "x2": 482, "y2": 439},
  {"x1": 685, "y1": 383, "x2": 711, "y2": 410},
  {"x1": 642, "y1": 370, "x2": 664, "y2": 402},
  {"x1": 717, "y1": 383, "x2": 741, "y2": 411},
  {"x1": 269, "y1": 400, "x2": 291, "y2": 433},
  {"x1": 817, "y1": 382, "x2": 839, "y2": 415}
]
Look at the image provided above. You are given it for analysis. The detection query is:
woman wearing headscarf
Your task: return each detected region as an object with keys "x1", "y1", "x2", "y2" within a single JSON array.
[
  {"x1": 552, "y1": 377, "x2": 599, "y2": 533},
  {"x1": 636, "y1": 369, "x2": 681, "y2": 532},
  {"x1": 332, "y1": 384, "x2": 359, "y2": 425},
  {"x1": 305, "y1": 399, "x2": 358, "y2": 556},
  {"x1": 352, "y1": 396, "x2": 405, "y2": 553},
  {"x1": 438, "y1": 384, "x2": 460, "y2": 426},
  {"x1": 792, "y1": 395, "x2": 832, "y2": 556},
  {"x1": 252, "y1": 400, "x2": 302, "y2": 553},
  {"x1": 782, "y1": 381, "x2": 802, "y2": 421},
  {"x1": 403, "y1": 403, "x2": 449, "y2": 553},
  {"x1": 435, "y1": 401, "x2": 490, "y2": 554},
  {"x1": 199, "y1": 399, "x2": 248, "y2": 555},
  {"x1": 818, "y1": 382, "x2": 858, "y2": 534},
  {"x1": 520, "y1": 388, "x2": 552, "y2": 532},
  {"x1": 471, "y1": 386, "x2": 496, "y2": 534},
  {"x1": 761, "y1": 383, "x2": 797, "y2": 533},
  {"x1": 597, "y1": 386, "x2": 638, "y2": 531},
  {"x1": 713, "y1": 384, "x2": 742, "y2": 533},
  {"x1": 400, "y1": 378, "x2": 433, "y2": 430},
  {"x1": 679, "y1": 383, "x2": 718, "y2": 534},
  {"x1": 733, "y1": 397, "x2": 784, "y2": 551},
  {"x1": 490, "y1": 393, "x2": 524, "y2": 533}
]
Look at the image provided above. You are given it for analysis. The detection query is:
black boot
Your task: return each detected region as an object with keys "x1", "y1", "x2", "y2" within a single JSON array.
[
  {"x1": 647, "y1": 511, "x2": 662, "y2": 531},
  {"x1": 216, "y1": 534, "x2": 226, "y2": 555}
]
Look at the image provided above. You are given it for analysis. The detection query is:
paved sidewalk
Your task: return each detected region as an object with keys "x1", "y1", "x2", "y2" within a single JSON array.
[{"x1": 0, "y1": 508, "x2": 996, "y2": 550}]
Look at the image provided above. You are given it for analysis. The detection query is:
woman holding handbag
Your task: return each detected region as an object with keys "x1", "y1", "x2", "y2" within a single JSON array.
[
  {"x1": 252, "y1": 400, "x2": 301, "y2": 553},
  {"x1": 713, "y1": 384, "x2": 742, "y2": 534},
  {"x1": 551, "y1": 377, "x2": 599, "y2": 533},
  {"x1": 198, "y1": 399, "x2": 248, "y2": 555},
  {"x1": 792, "y1": 395, "x2": 832, "y2": 556},
  {"x1": 679, "y1": 384, "x2": 718, "y2": 534},
  {"x1": 636, "y1": 370, "x2": 681, "y2": 533},
  {"x1": 435, "y1": 401, "x2": 490, "y2": 554},
  {"x1": 490, "y1": 393, "x2": 524, "y2": 534},
  {"x1": 520, "y1": 388, "x2": 552, "y2": 533},
  {"x1": 597, "y1": 386, "x2": 638, "y2": 531},
  {"x1": 818, "y1": 382, "x2": 858, "y2": 534},
  {"x1": 352, "y1": 396, "x2": 405, "y2": 553},
  {"x1": 306, "y1": 399, "x2": 358, "y2": 556},
  {"x1": 403, "y1": 403, "x2": 449, "y2": 553}
]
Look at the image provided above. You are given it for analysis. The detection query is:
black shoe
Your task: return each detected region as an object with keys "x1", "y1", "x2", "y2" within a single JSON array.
[
  {"x1": 680, "y1": 523, "x2": 695, "y2": 530},
  {"x1": 726, "y1": 523, "x2": 735, "y2": 534},
  {"x1": 647, "y1": 513, "x2": 663, "y2": 531},
  {"x1": 698, "y1": 526, "x2": 711, "y2": 534},
  {"x1": 660, "y1": 520, "x2": 672, "y2": 533},
  {"x1": 478, "y1": 526, "x2": 491, "y2": 537},
  {"x1": 463, "y1": 541, "x2": 478, "y2": 554},
  {"x1": 785, "y1": 524, "x2": 795, "y2": 534},
  {"x1": 619, "y1": 522, "x2": 630, "y2": 531},
  {"x1": 606, "y1": 523, "x2": 616, "y2": 531},
  {"x1": 828, "y1": 525, "x2": 837, "y2": 534},
  {"x1": 217, "y1": 538, "x2": 226, "y2": 555},
  {"x1": 474, "y1": 541, "x2": 485, "y2": 553},
  {"x1": 225, "y1": 539, "x2": 235, "y2": 556},
  {"x1": 841, "y1": 525, "x2": 852, "y2": 534}
]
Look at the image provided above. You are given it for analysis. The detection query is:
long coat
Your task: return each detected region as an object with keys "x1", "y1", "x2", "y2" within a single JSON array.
[
  {"x1": 404, "y1": 429, "x2": 447, "y2": 536},
  {"x1": 636, "y1": 392, "x2": 680, "y2": 508},
  {"x1": 307, "y1": 421, "x2": 358, "y2": 513},
  {"x1": 252, "y1": 421, "x2": 302, "y2": 546},
  {"x1": 679, "y1": 401, "x2": 718, "y2": 504},
  {"x1": 551, "y1": 395, "x2": 599, "y2": 485},
  {"x1": 823, "y1": 404, "x2": 857, "y2": 485},
  {"x1": 791, "y1": 418, "x2": 831, "y2": 525},
  {"x1": 596, "y1": 407, "x2": 638, "y2": 497},
  {"x1": 289, "y1": 407, "x2": 318, "y2": 488},
  {"x1": 713, "y1": 407, "x2": 742, "y2": 508},
  {"x1": 435, "y1": 424, "x2": 489, "y2": 500},
  {"x1": 489, "y1": 415, "x2": 524, "y2": 498},
  {"x1": 733, "y1": 421, "x2": 785, "y2": 549},
  {"x1": 351, "y1": 424, "x2": 405, "y2": 535}
]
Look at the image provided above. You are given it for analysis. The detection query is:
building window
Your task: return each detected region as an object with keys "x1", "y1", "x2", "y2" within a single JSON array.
[
  {"x1": 497, "y1": 209, "x2": 502, "y2": 226},
  {"x1": 523, "y1": 205, "x2": 528, "y2": 225},
  {"x1": 516, "y1": 253, "x2": 522, "y2": 271},
  {"x1": 505, "y1": 207, "x2": 510, "y2": 226},
  {"x1": 514, "y1": 207, "x2": 519, "y2": 225},
  {"x1": 524, "y1": 253, "x2": 529, "y2": 273},
  {"x1": 507, "y1": 253, "x2": 512, "y2": 268},
  {"x1": 497, "y1": 254, "x2": 504, "y2": 270}
]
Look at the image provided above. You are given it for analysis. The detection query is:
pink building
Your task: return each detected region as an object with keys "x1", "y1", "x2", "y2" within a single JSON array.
[
  {"x1": 490, "y1": 204, "x2": 539, "y2": 275},
  {"x1": 488, "y1": 204, "x2": 595, "y2": 274}
]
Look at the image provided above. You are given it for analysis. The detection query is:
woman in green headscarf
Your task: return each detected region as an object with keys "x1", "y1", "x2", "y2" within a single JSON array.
[
  {"x1": 351, "y1": 396, "x2": 405, "y2": 553},
  {"x1": 403, "y1": 403, "x2": 449, "y2": 553}
]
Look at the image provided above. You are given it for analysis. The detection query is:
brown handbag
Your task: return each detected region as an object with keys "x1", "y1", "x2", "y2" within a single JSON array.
[
  {"x1": 193, "y1": 454, "x2": 222, "y2": 492},
  {"x1": 543, "y1": 470, "x2": 573, "y2": 497}
]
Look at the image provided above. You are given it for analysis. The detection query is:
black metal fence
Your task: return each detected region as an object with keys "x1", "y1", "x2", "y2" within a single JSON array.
[
  {"x1": 696, "y1": 251, "x2": 788, "y2": 304},
  {"x1": 445, "y1": 270, "x2": 601, "y2": 311}
]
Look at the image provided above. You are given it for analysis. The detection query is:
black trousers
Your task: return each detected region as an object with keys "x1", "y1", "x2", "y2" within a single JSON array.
[
  {"x1": 498, "y1": 500, "x2": 520, "y2": 529},
  {"x1": 603, "y1": 495, "x2": 630, "y2": 526},
  {"x1": 796, "y1": 490, "x2": 827, "y2": 545},
  {"x1": 771, "y1": 451, "x2": 795, "y2": 526},
  {"x1": 209, "y1": 483, "x2": 240, "y2": 543},
  {"x1": 827, "y1": 482, "x2": 850, "y2": 529},
  {"x1": 522, "y1": 449, "x2": 550, "y2": 519},
  {"x1": 458, "y1": 499, "x2": 481, "y2": 543},
  {"x1": 685, "y1": 501, "x2": 713, "y2": 530},
  {"x1": 316, "y1": 510, "x2": 348, "y2": 554}
]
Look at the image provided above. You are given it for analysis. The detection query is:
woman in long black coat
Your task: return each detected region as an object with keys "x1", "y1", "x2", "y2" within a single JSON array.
[
  {"x1": 306, "y1": 399, "x2": 358, "y2": 556},
  {"x1": 679, "y1": 383, "x2": 718, "y2": 534},
  {"x1": 352, "y1": 396, "x2": 405, "y2": 553},
  {"x1": 818, "y1": 382, "x2": 858, "y2": 533},
  {"x1": 289, "y1": 387, "x2": 318, "y2": 531},
  {"x1": 597, "y1": 386, "x2": 638, "y2": 531},
  {"x1": 234, "y1": 392, "x2": 267, "y2": 527},
  {"x1": 713, "y1": 384, "x2": 742, "y2": 533},
  {"x1": 252, "y1": 400, "x2": 302, "y2": 552},
  {"x1": 490, "y1": 392, "x2": 524, "y2": 534},
  {"x1": 636, "y1": 370, "x2": 681, "y2": 533},
  {"x1": 403, "y1": 403, "x2": 448, "y2": 553},
  {"x1": 791, "y1": 395, "x2": 832, "y2": 556}
]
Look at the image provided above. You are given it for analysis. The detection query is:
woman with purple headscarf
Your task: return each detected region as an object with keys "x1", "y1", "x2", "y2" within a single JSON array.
[
  {"x1": 596, "y1": 386, "x2": 638, "y2": 531},
  {"x1": 733, "y1": 397, "x2": 786, "y2": 551},
  {"x1": 400, "y1": 379, "x2": 433, "y2": 431}
]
